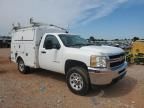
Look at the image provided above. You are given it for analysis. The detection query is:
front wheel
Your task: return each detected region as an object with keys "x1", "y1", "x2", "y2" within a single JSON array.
[
  {"x1": 66, "y1": 67, "x2": 90, "y2": 95},
  {"x1": 18, "y1": 59, "x2": 30, "y2": 74}
]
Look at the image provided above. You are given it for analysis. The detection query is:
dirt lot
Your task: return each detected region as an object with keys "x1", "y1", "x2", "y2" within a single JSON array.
[{"x1": 0, "y1": 48, "x2": 144, "y2": 108}]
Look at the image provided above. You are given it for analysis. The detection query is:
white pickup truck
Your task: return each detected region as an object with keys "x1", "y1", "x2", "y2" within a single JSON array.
[{"x1": 10, "y1": 24, "x2": 127, "y2": 95}]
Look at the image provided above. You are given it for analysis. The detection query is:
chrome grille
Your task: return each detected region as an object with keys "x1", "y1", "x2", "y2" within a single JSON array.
[{"x1": 109, "y1": 53, "x2": 125, "y2": 68}]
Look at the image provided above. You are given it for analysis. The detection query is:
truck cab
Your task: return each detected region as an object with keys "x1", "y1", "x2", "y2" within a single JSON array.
[{"x1": 11, "y1": 24, "x2": 127, "y2": 95}]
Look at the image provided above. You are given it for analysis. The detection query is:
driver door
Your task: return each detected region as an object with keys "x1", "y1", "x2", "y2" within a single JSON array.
[{"x1": 39, "y1": 35, "x2": 63, "y2": 73}]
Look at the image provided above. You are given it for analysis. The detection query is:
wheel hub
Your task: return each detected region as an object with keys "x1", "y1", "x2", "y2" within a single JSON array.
[
  {"x1": 69, "y1": 72, "x2": 83, "y2": 91},
  {"x1": 19, "y1": 61, "x2": 24, "y2": 72}
]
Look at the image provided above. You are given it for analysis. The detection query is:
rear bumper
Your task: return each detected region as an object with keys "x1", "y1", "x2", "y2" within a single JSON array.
[{"x1": 88, "y1": 62, "x2": 127, "y2": 85}]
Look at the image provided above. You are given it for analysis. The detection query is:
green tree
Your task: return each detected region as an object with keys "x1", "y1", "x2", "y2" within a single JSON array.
[
  {"x1": 89, "y1": 36, "x2": 95, "y2": 42},
  {"x1": 132, "y1": 37, "x2": 139, "y2": 42}
]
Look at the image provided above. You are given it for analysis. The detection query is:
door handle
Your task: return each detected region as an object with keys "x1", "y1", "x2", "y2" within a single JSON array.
[{"x1": 41, "y1": 51, "x2": 46, "y2": 54}]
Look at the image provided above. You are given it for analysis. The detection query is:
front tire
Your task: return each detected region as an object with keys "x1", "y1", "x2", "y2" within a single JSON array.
[
  {"x1": 66, "y1": 67, "x2": 90, "y2": 95},
  {"x1": 18, "y1": 59, "x2": 30, "y2": 74}
]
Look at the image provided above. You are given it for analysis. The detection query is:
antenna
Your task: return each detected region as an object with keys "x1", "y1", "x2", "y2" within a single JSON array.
[{"x1": 30, "y1": 17, "x2": 34, "y2": 24}]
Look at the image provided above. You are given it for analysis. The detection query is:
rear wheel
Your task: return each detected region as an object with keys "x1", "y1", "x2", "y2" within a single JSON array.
[
  {"x1": 66, "y1": 67, "x2": 90, "y2": 95},
  {"x1": 17, "y1": 59, "x2": 30, "y2": 74}
]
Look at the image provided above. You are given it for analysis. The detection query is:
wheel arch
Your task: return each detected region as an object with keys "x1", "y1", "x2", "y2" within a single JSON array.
[
  {"x1": 65, "y1": 59, "x2": 88, "y2": 74},
  {"x1": 16, "y1": 56, "x2": 23, "y2": 63}
]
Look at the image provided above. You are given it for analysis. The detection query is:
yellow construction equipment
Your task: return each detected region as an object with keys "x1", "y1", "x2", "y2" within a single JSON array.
[{"x1": 130, "y1": 40, "x2": 144, "y2": 64}]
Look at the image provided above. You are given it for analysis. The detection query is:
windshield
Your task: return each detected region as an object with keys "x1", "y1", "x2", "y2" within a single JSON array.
[{"x1": 59, "y1": 34, "x2": 92, "y2": 47}]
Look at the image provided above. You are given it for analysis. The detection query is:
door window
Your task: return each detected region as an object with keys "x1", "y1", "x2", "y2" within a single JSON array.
[{"x1": 43, "y1": 35, "x2": 60, "y2": 49}]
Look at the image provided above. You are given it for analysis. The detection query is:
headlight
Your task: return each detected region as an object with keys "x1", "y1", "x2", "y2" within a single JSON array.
[
  {"x1": 90, "y1": 55, "x2": 107, "y2": 68},
  {"x1": 96, "y1": 56, "x2": 107, "y2": 68}
]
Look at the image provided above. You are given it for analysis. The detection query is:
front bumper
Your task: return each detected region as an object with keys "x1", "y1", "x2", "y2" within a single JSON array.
[{"x1": 88, "y1": 62, "x2": 127, "y2": 85}]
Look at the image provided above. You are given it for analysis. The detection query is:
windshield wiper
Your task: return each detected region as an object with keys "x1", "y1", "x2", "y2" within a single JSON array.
[
  {"x1": 86, "y1": 43, "x2": 94, "y2": 46},
  {"x1": 71, "y1": 43, "x2": 88, "y2": 46},
  {"x1": 67, "y1": 43, "x2": 94, "y2": 47}
]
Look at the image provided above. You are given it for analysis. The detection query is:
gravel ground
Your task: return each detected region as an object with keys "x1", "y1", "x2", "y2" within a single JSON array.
[{"x1": 0, "y1": 48, "x2": 144, "y2": 108}]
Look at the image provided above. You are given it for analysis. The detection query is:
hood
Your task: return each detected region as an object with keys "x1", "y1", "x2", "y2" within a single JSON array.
[{"x1": 80, "y1": 45, "x2": 124, "y2": 56}]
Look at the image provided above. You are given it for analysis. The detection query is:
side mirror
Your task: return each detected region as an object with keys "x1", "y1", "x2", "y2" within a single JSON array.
[
  {"x1": 55, "y1": 44, "x2": 60, "y2": 49},
  {"x1": 45, "y1": 40, "x2": 53, "y2": 49}
]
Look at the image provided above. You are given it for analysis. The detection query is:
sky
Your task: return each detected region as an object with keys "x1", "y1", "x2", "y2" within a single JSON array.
[{"x1": 0, "y1": 0, "x2": 144, "y2": 39}]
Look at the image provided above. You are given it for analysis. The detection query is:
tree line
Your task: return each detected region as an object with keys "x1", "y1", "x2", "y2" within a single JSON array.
[{"x1": 88, "y1": 36, "x2": 142, "y2": 42}]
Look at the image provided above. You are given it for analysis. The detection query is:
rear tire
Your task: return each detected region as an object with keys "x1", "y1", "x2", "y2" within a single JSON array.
[
  {"x1": 66, "y1": 67, "x2": 90, "y2": 95},
  {"x1": 17, "y1": 59, "x2": 30, "y2": 74}
]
